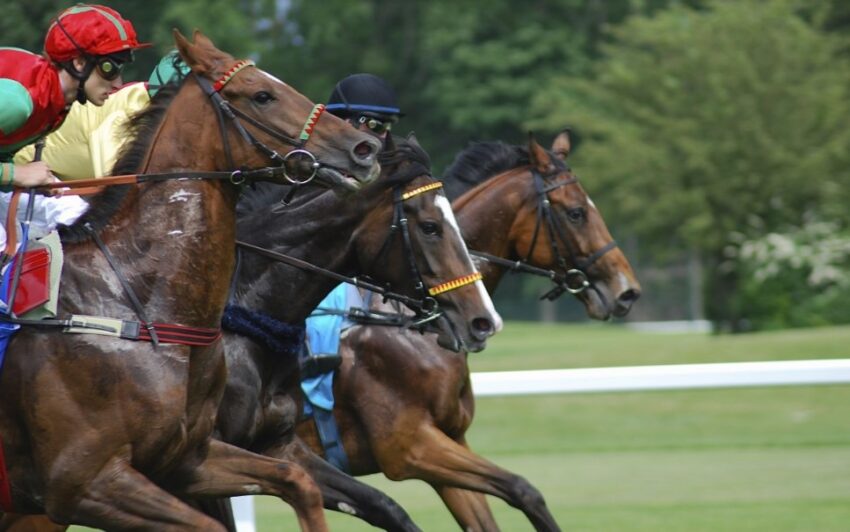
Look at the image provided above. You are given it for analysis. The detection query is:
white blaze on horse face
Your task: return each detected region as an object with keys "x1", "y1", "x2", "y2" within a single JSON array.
[
  {"x1": 258, "y1": 70, "x2": 285, "y2": 85},
  {"x1": 434, "y1": 195, "x2": 503, "y2": 332}
]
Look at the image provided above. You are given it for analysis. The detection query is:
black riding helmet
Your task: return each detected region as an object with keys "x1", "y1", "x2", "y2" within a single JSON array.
[{"x1": 326, "y1": 73, "x2": 404, "y2": 121}]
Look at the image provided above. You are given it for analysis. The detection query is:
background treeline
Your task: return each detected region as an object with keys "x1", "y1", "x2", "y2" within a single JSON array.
[{"x1": 6, "y1": 0, "x2": 850, "y2": 331}]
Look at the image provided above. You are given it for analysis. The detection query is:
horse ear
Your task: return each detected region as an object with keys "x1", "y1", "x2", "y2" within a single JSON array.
[
  {"x1": 191, "y1": 30, "x2": 216, "y2": 49},
  {"x1": 173, "y1": 29, "x2": 216, "y2": 77},
  {"x1": 552, "y1": 128, "x2": 572, "y2": 161},
  {"x1": 528, "y1": 132, "x2": 556, "y2": 174},
  {"x1": 406, "y1": 132, "x2": 422, "y2": 150}
]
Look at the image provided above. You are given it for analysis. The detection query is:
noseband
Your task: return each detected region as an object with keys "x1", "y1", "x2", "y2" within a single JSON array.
[{"x1": 195, "y1": 59, "x2": 326, "y2": 186}]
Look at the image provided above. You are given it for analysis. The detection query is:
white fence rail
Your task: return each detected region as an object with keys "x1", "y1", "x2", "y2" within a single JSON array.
[{"x1": 471, "y1": 359, "x2": 850, "y2": 396}]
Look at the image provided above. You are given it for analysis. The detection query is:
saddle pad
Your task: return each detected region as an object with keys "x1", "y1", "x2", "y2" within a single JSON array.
[{"x1": 8, "y1": 247, "x2": 50, "y2": 316}]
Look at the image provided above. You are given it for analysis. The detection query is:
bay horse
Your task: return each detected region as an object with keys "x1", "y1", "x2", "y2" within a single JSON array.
[
  {"x1": 295, "y1": 135, "x2": 641, "y2": 531},
  {"x1": 207, "y1": 134, "x2": 501, "y2": 530},
  {"x1": 0, "y1": 30, "x2": 383, "y2": 531}
]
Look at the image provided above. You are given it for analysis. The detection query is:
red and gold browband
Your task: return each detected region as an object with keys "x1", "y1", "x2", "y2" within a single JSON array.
[
  {"x1": 213, "y1": 59, "x2": 256, "y2": 92},
  {"x1": 428, "y1": 272, "x2": 484, "y2": 296}
]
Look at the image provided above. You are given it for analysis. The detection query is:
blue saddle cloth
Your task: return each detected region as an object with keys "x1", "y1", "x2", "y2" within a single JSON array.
[{"x1": 302, "y1": 283, "x2": 362, "y2": 412}]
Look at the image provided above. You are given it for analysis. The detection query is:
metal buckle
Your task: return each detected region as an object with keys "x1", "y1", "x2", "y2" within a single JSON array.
[
  {"x1": 229, "y1": 169, "x2": 245, "y2": 185},
  {"x1": 282, "y1": 149, "x2": 319, "y2": 185},
  {"x1": 564, "y1": 269, "x2": 590, "y2": 294}
]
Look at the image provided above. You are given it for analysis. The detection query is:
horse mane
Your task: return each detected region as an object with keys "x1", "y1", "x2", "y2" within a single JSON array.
[
  {"x1": 378, "y1": 134, "x2": 433, "y2": 188},
  {"x1": 441, "y1": 141, "x2": 566, "y2": 201},
  {"x1": 59, "y1": 82, "x2": 184, "y2": 243}
]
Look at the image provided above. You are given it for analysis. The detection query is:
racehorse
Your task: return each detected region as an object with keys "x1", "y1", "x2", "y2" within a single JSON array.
[
  {"x1": 0, "y1": 30, "x2": 383, "y2": 531},
  {"x1": 209, "y1": 134, "x2": 501, "y2": 530},
  {"x1": 295, "y1": 134, "x2": 641, "y2": 531}
]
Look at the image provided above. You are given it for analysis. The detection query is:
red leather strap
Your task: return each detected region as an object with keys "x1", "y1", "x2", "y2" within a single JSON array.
[
  {"x1": 0, "y1": 434, "x2": 13, "y2": 511},
  {"x1": 137, "y1": 323, "x2": 222, "y2": 346}
]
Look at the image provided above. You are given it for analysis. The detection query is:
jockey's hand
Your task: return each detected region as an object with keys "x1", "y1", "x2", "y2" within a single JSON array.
[{"x1": 12, "y1": 162, "x2": 55, "y2": 188}]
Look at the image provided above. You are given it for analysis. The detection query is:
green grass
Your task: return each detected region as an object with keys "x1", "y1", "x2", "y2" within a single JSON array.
[
  {"x1": 68, "y1": 323, "x2": 850, "y2": 531},
  {"x1": 468, "y1": 321, "x2": 850, "y2": 371},
  {"x1": 254, "y1": 324, "x2": 850, "y2": 531}
]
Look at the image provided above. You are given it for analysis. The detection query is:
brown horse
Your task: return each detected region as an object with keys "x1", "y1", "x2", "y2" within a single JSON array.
[
  {"x1": 295, "y1": 135, "x2": 641, "y2": 531},
  {"x1": 207, "y1": 134, "x2": 500, "y2": 530},
  {"x1": 0, "y1": 31, "x2": 383, "y2": 531}
]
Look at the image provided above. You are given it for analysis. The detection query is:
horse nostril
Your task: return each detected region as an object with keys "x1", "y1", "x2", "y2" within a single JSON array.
[
  {"x1": 353, "y1": 140, "x2": 376, "y2": 160},
  {"x1": 618, "y1": 288, "x2": 641, "y2": 305},
  {"x1": 472, "y1": 317, "x2": 494, "y2": 340}
]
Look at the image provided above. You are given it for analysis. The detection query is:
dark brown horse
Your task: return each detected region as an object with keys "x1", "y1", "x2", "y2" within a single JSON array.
[
  {"x1": 295, "y1": 135, "x2": 641, "y2": 531},
  {"x1": 209, "y1": 134, "x2": 501, "y2": 530},
  {"x1": 0, "y1": 31, "x2": 383, "y2": 531}
]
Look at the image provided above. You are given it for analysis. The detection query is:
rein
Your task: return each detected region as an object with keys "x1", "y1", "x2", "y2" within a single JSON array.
[
  {"x1": 0, "y1": 58, "x2": 331, "y2": 347},
  {"x1": 235, "y1": 180, "x2": 483, "y2": 329},
  {"x1": 234, "y1": 240, "x2": 439, "y2": 323}
]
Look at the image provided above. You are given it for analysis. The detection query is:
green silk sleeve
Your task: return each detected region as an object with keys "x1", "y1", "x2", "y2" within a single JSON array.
[{"x1": 0, "y1": 78, "x2": 34, "y2": 137}]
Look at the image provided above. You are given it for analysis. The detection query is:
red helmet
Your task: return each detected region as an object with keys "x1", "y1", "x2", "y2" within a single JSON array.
[{"x1": 44, "y1": 4, "x2": 151, "y2": 62}]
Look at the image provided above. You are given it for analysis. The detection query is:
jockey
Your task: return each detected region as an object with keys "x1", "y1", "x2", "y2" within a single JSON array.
[
  {"x1": 0, "y1": 4, "x2": 149, "y2": 252},
  {"x1": 326, "y1": 73, "x2": 403, "y2": 140},
  {"x1": 1, "y1": 3, "x2": 150, "y2": 185},
  {"x1": 14, "y1": 50, "x2": 190, "y2": 180},
  {"x1": 303, "y1": 73, "x2": 405, "y2": 375},
  {"x1": 300, "y1": 75, "x2": 405, "y2": 470}
]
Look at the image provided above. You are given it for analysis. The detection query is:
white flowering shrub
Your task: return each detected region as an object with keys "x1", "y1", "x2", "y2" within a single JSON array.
[{"x1": 735, "y1": 221, "x2": 850, "y2": 329}]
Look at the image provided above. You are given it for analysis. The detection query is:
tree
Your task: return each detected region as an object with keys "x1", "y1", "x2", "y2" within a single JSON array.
[{"x1": 529, "y1": 0, "x2": 850, "y2": 328}]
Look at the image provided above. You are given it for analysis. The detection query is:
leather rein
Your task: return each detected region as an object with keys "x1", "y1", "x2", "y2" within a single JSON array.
[
  {"x1": 235, "y1": 181, "x2": 483, "y2": 330},
  {"x1": 0, "y1": 59, "x2": 330, "y2": 347}
]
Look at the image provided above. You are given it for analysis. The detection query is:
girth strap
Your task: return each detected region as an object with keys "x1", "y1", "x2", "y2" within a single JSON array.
[
  {"x1": 82, "y1": 223, "x2": 159, "y2": 346},
  {"x1": 63, "y1": 315, "x2": 221, "y2": 345}
]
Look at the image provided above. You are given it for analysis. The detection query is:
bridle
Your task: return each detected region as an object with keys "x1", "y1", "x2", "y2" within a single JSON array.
[
  {"x1": 193, "y1": 59, "x2": 328, "y2": 187},
  {"x1": 470, "y1": 166, "x2": 617, "y2": 301},
  {"x1": 366, "y1": 180, "x2": 483, "y2": 325}
]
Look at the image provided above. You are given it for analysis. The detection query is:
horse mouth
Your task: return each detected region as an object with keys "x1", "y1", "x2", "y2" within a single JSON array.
[
  {"x1": 317, "y1": 163, "x2": 381, "y2": 193},
  {"x1": 582, "y1": 287, "x2": 613, "y2": 321}
]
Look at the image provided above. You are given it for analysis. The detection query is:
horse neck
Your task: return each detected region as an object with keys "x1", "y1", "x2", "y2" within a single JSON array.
[
  {"x1": 233, "y1": 185, "x2": 392, "y2": 323},
  {"x1": 452, "y1": 168, "x2": 530, "y2": 293},
  {"x1": 63, "y1": 98, "x2": 239, "y2": 328}
]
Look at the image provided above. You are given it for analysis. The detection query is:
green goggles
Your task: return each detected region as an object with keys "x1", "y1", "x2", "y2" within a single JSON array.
[{"x1": 95, "y1": 54, "x2": 130, "y2": 81}]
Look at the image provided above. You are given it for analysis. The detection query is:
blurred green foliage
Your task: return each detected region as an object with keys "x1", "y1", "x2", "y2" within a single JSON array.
[{"x1": 6, "y1": 0, "x2": 850, "y2": 330}]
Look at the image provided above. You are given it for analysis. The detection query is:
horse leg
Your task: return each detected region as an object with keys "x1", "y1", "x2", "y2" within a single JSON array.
[
  {"x1": 264, "y1": 436, "x2": 421, "y2": 532},
  {"x1": 376, "y1": 425, "x2": 560, "y2": 532},
  {"x1": 53, "y1": 457, "x2": 225, "y2": 531},
  {"x1": 434, "y1": 487, "x2": 499, "y2": 532},
  {"x1": 0, "y1": 514, "x2": 66, "y2": 532},
  {"x1": 171, "y1": 439, "x2": 327, "y2": 532}
]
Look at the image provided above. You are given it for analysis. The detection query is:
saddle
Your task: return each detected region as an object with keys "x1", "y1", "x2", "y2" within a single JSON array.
[{"x1": 4, "y1": 246, "x2": 51, "y2": 315}]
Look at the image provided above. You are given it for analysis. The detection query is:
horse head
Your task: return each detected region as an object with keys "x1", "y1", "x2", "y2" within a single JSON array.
[
  {"x1": 447, "y1": 134, "x2": 640, "y2": 320},
  {"x1": 515, "y1": 133, "x2": 640, "y2": 318},
  {"x1": 164, "y1": 30, "x2": 382, "y2": 191},
  {"x1": 353, "y1": 134, "x2": 502, "y2": 352}
]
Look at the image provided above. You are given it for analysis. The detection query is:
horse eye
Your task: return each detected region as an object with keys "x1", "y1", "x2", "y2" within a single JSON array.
[
  {"x1": 252, "y1": 91, "x2": 274, "y2": 104},
  {"x1": 566, "y1": 207, "x2": 586, "y2": 223},
  {"x1": 420, "y1": 221, "x2": 440, "y2": 236}
]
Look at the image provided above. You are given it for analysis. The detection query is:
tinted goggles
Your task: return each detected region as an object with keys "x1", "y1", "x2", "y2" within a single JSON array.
[
  {"x1": 95, "y1": 54, "x2": 129, "y2": 81},
  {"x1": 356, "y1": 114, "x2": 394, "y2": 135}
]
